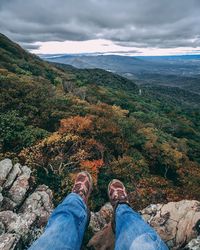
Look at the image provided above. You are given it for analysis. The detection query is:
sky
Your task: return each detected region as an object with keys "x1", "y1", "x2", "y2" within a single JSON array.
[{"x1": 0, "y1": 0, "x2": 200, "y2": 56}]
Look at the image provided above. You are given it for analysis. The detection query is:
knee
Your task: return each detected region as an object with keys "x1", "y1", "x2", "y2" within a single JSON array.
[{"x1": 130, "y1": 233, "x2": 167, "y2": 250}]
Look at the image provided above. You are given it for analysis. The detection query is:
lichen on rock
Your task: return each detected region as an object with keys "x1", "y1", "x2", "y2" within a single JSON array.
[{"x1": 0, "y1": 159, "x2": 54, "y2": 249}]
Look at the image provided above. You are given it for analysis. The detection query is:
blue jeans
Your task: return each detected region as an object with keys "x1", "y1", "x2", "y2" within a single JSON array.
[
  {"x1": 29, "y1": 193, "x2": 168, "y2": 250},
  {"x1": 115, "y1": 204, "x2": 168, "y2": 250}
]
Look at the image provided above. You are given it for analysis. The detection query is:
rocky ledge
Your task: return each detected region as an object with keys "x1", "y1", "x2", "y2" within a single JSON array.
[
  {"x1": 0, "y1": 159, "x2": 53, "y2": 249},
  {"x1": 89, "y1": 201, "x2": 200, "y2": 250},
  {"x1": 0, "y1": 158, "x2": 199, "y2": 250}
]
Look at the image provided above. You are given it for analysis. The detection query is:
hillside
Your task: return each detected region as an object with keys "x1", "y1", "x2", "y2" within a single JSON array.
[{"x1": 0, "y1": 33, "x2": 200, "y2": 214}]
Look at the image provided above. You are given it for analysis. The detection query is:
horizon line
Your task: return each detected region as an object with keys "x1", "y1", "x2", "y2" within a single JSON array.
[{"x1": 37, "y1": 52, "x2": 200, "y2": 57}]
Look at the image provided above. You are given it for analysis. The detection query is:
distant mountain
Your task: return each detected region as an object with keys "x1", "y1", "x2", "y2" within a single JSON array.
[
  {"x1": 41, "y1": 53, "x2": 200, "y2": 94},
  {"x1": 41, "y1": 54, "x2": 144, "y2": 73},
  {"x1": 41, "y1": 53, "x2": 200, "y2": 76}
]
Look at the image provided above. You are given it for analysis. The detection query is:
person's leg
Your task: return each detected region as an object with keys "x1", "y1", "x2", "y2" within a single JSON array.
[
  {"x1": 29, "y1": 193, "x2": 88, "y2": 250},
  {"x1": 29, "y1": 171, "x2": 93, "y2": 250},
  {"x1": 115, "y1": 204, "x2": 168, "y2": 250},
  {"x1": 108, "y1": 179, "x2": 168, "y2": 250}
]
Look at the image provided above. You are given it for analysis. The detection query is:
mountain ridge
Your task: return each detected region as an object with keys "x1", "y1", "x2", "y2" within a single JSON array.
[{"x1": 41, "y1": 53, "x2": 200, "y2": 94}]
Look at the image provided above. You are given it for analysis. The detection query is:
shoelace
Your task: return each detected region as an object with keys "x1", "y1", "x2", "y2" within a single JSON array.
[
  {"x1": 112, "y1": 189, "x2": 126, "y2": 200},
  {"x1": 73, "y1": 183, "x2": 87, "y2": 196},
  {"x1": 73, "y1": 183, "x2": 82, "y2": 192}
]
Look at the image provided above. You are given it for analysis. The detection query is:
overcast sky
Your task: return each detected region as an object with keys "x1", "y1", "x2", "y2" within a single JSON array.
[{"x1": 0, "y1": 0, "x2": 200, "y2": 55}]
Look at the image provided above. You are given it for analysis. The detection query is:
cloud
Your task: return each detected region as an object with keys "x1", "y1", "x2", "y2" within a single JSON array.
[
  {"x1": 21, "y1": 43, "x2": 41, "y2": 50},
  {"x1": 0, "y1": 0, "x2": 200, "y2": 50}
]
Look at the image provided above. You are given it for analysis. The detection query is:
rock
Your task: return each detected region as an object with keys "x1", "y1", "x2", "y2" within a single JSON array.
[
  {"x1": 141, "y1": 200, "x2": 200, "y2": 249},
  {"x1": 0, "y1": 211, "x2": 19, "y2": 232},
  {"x1": 0, "y1": 159, "x2": 12, "y2": 186},
  {"x1": 90, "y1": 203, "x2": 113, "y2": 233},
  {"x1": 0, "y1": 185, "x2": 53, "y2": 247},
  {"x1": 8, "y1": 165, "x2": 31, "y2": 206},
  {"x1": 0, "y1": 192, "x2": 3, "y2": 206},
  {"x1": 0, "y1": 197, "x2": 17, "y2": 211},
  {"x1": 0, "y1": 210, "x2": 36, "y2": 238},
  {"x1": 185, "y1": 236, "x2": 200, "y2": 250},
  {"x1": 89, "y1": 200, "x2": 200, "y2": 250},
  {"x1": 141, "y1": 204, "x2": 162, "y2": 222},
  {"x1": 0, "y1": 158, "x2": 54, "y2": 250},
  {"x1": 88, "y1": 203, "x2": 114, "y2": 250},
  {"x1": 0, "y1": 221, "x2": 5, "y2": 234},
  {"x1": 3, "y1": 163, "x2": 22, "y2": 190},
  {"x1": 0, "y1": 233, "x2": 21, "y2": 250},
  {"x1": 20, "y1": 185, "x2": 53, "y2": 228}
]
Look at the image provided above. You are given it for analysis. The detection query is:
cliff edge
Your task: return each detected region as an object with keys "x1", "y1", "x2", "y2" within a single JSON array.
[{"x1": 0, "y1": 159, "x2": 199, "y2": 250}]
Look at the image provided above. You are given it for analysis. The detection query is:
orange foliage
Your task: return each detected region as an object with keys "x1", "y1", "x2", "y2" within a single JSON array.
[
  {"x1": 59, "y1": 115, "x2": 94, "y2": 134},
  {"x1": 90, "y1": 103, "x2": 129, "y2": 119},
  {"x1": 80, "y1": 159, "x2": 104, "y2": 185}
]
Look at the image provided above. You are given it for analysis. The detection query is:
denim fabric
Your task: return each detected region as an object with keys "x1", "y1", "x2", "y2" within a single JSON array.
[
  {"x1": 29, "y1": 194, "x2": 168, "y2": 250},
  {"x1": 29, "y1": 193, "x2": 88, "y2": 250},
  {"x1": 115, "y1": 204, "x2": 169, "y2": 250}
]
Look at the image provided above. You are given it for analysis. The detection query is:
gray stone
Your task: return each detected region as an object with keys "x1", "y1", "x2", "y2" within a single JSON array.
[
  {"x1": 20, "y1": 185, "x2": 53, "y2": 228},
  {"x1": 0, "y1": 197, "x2": 17, "y2": 211},
  {"x1": 0, "y1": 159, "x2": 54, "y2": 249},
  {"x1": 0, "y1": 159, "x2": 12, "y2": 187},
  {"x1": 90, "y1": 203, "x2": 113, "y2": 233},
  {"x1": 3, "y1": 163, "x2": 22, "y2": 190},
  {"x1": 185, "y1": 236, "x2": 200, "y2": 250},
  {"x1": 0, "y1": 193, "x2": 3, "y2": 207},
  {"x1": 0, "y1": 221, "x2": 5, "y2": 235},
  {"x1": 0, "y1": 211, "x2": 19, "y2": 232},
  {"x1": 8, "y1": 165, "x2": 31, "y2": 205},
  {"x1": 0, "y1": 233, "x2": 20, "y2": 250},
  {"x1": 0, "y1": 186, "x2": 53, "y2": 239}
]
